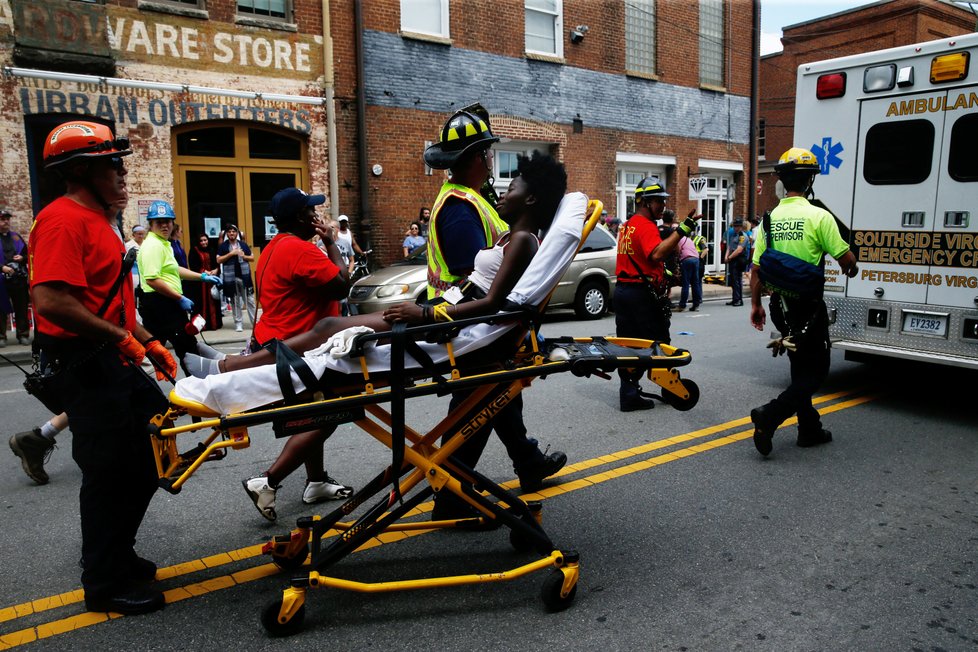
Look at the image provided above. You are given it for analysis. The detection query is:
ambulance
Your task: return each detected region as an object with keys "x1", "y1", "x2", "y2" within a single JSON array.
[{"x1": 791, "y1": 33, "x2": 978, "y2": 368}]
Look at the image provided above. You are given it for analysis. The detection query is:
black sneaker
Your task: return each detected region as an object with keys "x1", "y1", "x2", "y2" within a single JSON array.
[
  {"x1": 797, "y1": 428, "x2": 832, "y2": 448},
  {"x1": 515, "y1": 443, "x2": 567, "y2": 492},
  {"x1": 9, "y1": 428, "x2": 56, "y2": 485},
  {"x1": 750, "y1": 407, "x2": 775, "y2": 457}
]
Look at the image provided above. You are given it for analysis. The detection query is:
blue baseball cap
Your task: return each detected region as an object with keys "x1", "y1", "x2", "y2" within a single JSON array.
[{"x1": 269, "y1": 188, "x2": 326, "y2": 221}]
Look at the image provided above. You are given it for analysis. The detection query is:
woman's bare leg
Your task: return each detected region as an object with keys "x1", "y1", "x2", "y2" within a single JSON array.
[{"x1": 223, "y1": 312, "x2": 392, "y2": 372}]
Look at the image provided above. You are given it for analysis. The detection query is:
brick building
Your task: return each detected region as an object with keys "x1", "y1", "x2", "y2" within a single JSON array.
[
  {"x1": 1, "y1": 0, "x2": 755, "y2": 276},
  {"x1": 757, "y1": 0, "x2": 975, "y2": 213},
  {"x1": 332, "y1": 0, "x2": 755, "y2": 273},
  {"x1": 1, "y1": 0, "x2": 332, "y2": 253}
]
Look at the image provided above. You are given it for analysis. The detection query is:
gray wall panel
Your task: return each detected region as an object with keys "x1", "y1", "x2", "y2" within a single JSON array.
[{"x1": 362, "y1": 30, "x2": 750, "y2": 144}]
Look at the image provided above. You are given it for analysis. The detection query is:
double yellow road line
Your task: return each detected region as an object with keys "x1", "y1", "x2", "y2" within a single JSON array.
[{"x1": 0, "y1": 388, "x2": 880, "y2": 649}]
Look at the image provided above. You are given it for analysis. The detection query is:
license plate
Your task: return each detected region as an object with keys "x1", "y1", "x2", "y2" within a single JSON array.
[{"x1": 902, "y1": 312, "x2": 948, "y2": 337}]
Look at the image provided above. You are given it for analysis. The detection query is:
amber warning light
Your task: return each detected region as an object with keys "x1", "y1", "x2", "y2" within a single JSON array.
[
  {"x1": 930, "y1": 52, "x2": 969, "y2": 83},
  {"x1": 816, "y1": 72, "x2": 846, "y2": 99}
]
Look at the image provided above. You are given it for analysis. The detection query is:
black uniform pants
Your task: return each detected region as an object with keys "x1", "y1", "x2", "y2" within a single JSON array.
[
  {"x1": 614, "y1": 282, "x2": 670, "y2": 398},
  {"x1": 3, "y1": 277, "x2": 30, "y2": 338},
  {"x1": 53, "y1": 345, "x2": 168, "y2": 598},
  {"x1": 442, "y1": 391, "x2": 536, "y2": 472},
  {"x1": 138, "y1": 291, "x2": 197, "y2": 375},
  {"x1": 727, "y1": 258, "x2": 746, "y2": 303},
  {"x1": 762, "y1": 295, "x2": 830, "y2": 433}
]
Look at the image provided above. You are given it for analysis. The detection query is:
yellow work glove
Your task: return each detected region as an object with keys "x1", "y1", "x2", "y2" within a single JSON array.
[{"x1": 146, "y1": 340, "x2": 178, "y2": 382}]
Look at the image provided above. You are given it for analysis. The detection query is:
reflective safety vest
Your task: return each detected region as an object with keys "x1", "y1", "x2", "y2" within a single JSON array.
[
  {"x1": 693, "y1": 234, "x2": 707, "y2": 254},
  {"x1": 426, "y1": 181, "x2": 509, "y2": 299}
]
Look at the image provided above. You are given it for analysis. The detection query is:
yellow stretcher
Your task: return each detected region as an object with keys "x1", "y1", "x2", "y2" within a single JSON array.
[{"x1": 146, "y1": 199, "x2": 699, "y2": 635}]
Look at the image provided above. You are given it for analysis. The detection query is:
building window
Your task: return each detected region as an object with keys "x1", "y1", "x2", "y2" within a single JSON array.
[
  {"x1": 699, "y1": 0, "x2": 724, "y2": 88},
  {"x1": 757, "y1": 118, "x2": 766, "y2": 160},
  {"x1": 156, "y1": 0, "x2": 205, "y2": 7},
  {"x1": 238, "y1": 0, "x2": 288, "y2": 21},
  {"x1": 616, "y1": 168, "x2": 663, "y2": 221},
  {"x1": 400, "y1": 0, "x2": 449, "y2": 38},
  {"x1": 492, "y1": 144, "x2": 549, "y2": 197},
  {"x1": 625, "y1": 0, "x2": 655, "y2": 76},
  {"x1": 525, "y1": 0, "x2": 562, "y2": 58}
]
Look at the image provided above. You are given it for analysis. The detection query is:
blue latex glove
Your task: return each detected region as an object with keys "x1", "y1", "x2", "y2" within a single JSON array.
[
  {"x1": 201, "y1": 273, "x2": 223, "y2": 287},
  {"x1": 178, "y1": 296, "x2": 194, "y2": 311}
]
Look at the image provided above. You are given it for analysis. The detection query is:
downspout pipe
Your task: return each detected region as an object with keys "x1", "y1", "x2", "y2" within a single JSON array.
[
  {"x1": 748, "y1": 0, "x2": 760, "y2": 222},
  {"x1": 322, "y1": 0, "x2": 339, "y2": 221},
  {"x1": 354, "y1": 0, "x2": 371, "y2": 238}
]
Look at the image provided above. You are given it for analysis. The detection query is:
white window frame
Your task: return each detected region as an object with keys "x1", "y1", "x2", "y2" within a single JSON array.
[
  {"x1": 616, "y1": 166, "x2": 665, "y2": 222},
  {"x1": 400, "y1": 0, "x2": 450, "y2": 39},
  {"x1": 524, "y1": 0, "x2": 563, "y2": 58},
  {"x1": 492, "y1": 142, "x2": 550, "y2": 197}
]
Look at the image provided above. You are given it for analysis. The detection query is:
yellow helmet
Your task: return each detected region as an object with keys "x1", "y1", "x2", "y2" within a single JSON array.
[{"x1": 774, "y1": 147, "x2": 820, "y2": 174}]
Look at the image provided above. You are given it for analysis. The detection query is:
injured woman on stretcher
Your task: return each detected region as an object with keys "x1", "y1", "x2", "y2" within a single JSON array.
[{"x1": 176, "y1": 152, "x2": 575, "y2": 415}]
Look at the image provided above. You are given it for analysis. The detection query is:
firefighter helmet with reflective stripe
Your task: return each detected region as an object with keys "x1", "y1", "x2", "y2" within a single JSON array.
[
  {"x1": 774, "y1": 147, "x2": 820, "y2": 175},
  {"x1": 635, "y1": 177, "x2": 669, "y2": 200},
  {"x1": 146, "y1": 200, "x2": 176, "y2": 221},
  {"x1": 43, "y1": 121, "x2": 132, "y2": 169},
  {"x1": 423, "y1": 103, "x2": 500, "y2": 170}
]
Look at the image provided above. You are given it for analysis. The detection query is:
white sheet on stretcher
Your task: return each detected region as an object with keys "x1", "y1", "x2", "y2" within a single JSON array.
[{"x1": 174, "y1": 192, "x2": 588, "y2": 414}]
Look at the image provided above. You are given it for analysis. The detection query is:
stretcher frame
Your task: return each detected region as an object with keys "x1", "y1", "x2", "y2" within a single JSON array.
[{"x1": 147, "y1": 200, "x2": 700, "y2": 635}]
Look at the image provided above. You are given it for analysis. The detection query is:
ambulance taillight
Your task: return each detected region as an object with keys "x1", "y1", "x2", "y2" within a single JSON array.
[{"x1": 816, "y1": 72, "x2": 846, "y2": 99}]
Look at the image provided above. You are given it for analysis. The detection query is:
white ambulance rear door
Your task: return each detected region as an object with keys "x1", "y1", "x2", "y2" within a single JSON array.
[
  {"x1": 927, "y1": 84, "x2": 978, "y2": 309},
  {"x1": 850, "y1": 90, "x2": 947, "y2": 303}
]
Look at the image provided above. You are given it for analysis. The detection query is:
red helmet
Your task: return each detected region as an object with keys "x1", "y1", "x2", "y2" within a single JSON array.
[{"x1": 43, "y1": 121, "x2": 132, "y2": 169}]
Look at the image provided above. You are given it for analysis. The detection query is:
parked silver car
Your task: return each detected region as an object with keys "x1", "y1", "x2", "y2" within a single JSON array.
[{"x1": 348, "y1": 225, "x2": 618, "y2": 319}]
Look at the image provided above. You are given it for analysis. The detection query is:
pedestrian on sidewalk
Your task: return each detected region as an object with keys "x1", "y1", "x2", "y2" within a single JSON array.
[
  {"x1": 0, "y1": 209, "x2": 31, "y2": 346},
  {"x1": 677, "y1": 223, "x2": 702, "y2": 311},
  {"x1": 724, "y1": 218, "x2": 748, "y2": 306},
  {"x1": 216, "y1": 224, "x2": 256, "y2": 333}
]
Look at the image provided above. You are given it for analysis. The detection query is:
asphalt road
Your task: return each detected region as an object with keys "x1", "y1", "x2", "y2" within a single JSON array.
[{"x1": 0, "y1": 301, "x2": 976, "y2": 651}]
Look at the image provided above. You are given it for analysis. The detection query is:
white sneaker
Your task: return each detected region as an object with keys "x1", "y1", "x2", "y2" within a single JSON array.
[
  {"x1": 302, "y1": 477, "x2": 354, "y2": 504},
  {"x1": 242, "y1": 476, "x2": 278, "y2": 521},
  {"x1": 235, "y1": 323, "x2": 243, "y2": 332}
]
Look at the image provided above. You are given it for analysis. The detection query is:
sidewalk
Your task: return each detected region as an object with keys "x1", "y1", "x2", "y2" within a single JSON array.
[
  {"x1": 1, "y1": 279, "x2": 744, "y2": 368},
  {"x1": 0, "y1": 317, "x2": 252, "y2": 368}
]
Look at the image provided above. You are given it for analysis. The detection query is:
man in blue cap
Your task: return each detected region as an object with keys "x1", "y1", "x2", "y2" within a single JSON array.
[{"x1": 240, "y1": 187, "x2": 353, "y2": 521}]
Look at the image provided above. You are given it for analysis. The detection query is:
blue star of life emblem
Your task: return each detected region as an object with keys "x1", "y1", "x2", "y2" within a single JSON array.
[{"x1": 810, "y1": 138, "x2": 844, "y2": 175}]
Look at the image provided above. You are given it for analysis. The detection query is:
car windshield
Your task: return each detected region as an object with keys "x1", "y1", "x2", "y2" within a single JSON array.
[{"x1": 393, "y1": 247, "x2": 428, "y2": 266}]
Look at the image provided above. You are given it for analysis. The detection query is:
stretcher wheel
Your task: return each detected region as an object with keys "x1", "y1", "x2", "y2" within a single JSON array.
[
  {"x1": 661, "y1": 379, "x2": 700, "y2": 412},
  {"x1": 540, "y1": 569, "x2": 577, "y2": 612},
  {"x1": 271, "y1": 545, "x2": 309, "y2": 571},
  {"x1": 260, "y1": 599, "x2": 306, "y2": 637}
]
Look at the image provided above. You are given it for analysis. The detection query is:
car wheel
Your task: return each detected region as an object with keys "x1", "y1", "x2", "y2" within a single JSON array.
[{"x1": 574, "y1": 280, "x2": 608, "y2": 319}]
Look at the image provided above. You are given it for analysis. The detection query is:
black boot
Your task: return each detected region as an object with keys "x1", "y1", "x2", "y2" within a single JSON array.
[
  {"x1": 514, "y1": 440, "x2": 568, "y2": 492},
  {"x1": 797, "y1": 428, "x2": 832, "y2": 448},
  {"x1": 750, "y1": 406, "x2": 778, "y2": 457}
]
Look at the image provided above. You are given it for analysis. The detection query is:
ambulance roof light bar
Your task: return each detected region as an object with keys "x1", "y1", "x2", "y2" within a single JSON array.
[{"x1": 816, "y1": 72, "x2": 846, "y2": 99}]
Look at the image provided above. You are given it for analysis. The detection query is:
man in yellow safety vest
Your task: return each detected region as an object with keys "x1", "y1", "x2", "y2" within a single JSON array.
[{"x1": 422, "y1": 104, "x2": 566, "y2": 517}]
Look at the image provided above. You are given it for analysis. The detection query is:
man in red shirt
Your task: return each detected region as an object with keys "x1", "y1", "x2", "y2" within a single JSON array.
[
  {"x1": 241, "y1": 187, "x2": 352, "y2": 521},
  {"x1": 614, "y1": 177, "x2": 700, "y2": 411},
  {"x1": 30, "y1": 121, "x2": 177, "y2": 615}
]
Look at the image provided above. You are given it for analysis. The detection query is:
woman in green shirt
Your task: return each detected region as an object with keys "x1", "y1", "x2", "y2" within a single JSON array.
[{"x1": 137, "y1": 200, "x2": 222, "y2": 377}]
